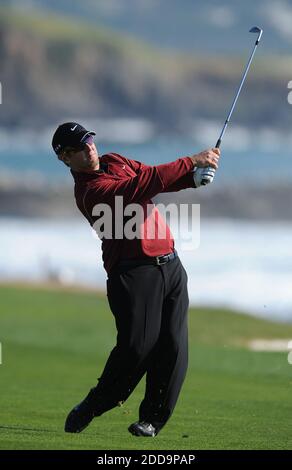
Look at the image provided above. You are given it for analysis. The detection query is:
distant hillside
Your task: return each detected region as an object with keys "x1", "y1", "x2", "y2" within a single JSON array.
[
  {"x1": 2, "y1": 0, "x2": 292, "y2": 53},
  {"x1": 0, "y1": 7, "x2": 291, "y2": 131}
]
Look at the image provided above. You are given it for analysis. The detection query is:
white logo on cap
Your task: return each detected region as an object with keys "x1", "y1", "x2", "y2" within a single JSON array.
[{"x1": 71, "y1": 125, "x2": 77, "y2": 131}]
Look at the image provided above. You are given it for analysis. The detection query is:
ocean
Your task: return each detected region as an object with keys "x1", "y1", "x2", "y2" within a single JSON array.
[
  {"x1": 1, "y1": 133, "x2": 292, "y2": 322},
  {"x1": 1, "y1": 133, "x2": 292, "y2": 186},
  {"x1": 1, "y1": 217, "x2": 292, "y2": 323}
]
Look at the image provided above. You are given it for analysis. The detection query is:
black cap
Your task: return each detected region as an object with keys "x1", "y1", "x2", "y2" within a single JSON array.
[{"x1": 52, "y1": 122, "x2": 96, "y2": 155}]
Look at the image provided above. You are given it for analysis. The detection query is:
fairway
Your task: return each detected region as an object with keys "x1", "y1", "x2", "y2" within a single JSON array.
[{"x1": 0, "y1": 283, "x2": 291, "y2": 450}]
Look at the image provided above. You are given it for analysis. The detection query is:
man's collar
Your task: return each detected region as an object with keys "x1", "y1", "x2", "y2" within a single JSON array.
[{"x1": 99, "y1": 161, "x2": 108, "y2": 172}]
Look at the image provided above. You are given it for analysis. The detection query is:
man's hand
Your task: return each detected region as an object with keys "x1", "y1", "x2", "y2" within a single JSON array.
[
  {"x1": 190, "y1": 148, "x2": 220, "y2": 187},
  {"x1": 190, "y1": 148, "x2": 220, "y2": 169}
]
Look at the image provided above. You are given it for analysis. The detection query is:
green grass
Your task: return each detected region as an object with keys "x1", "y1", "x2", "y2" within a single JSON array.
[{"x1": 0, "y1": 283, "x2": 292, "y2": 450}]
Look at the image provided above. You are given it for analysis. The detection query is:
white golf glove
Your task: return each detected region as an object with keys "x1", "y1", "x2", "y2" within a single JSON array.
[{"x1": 193, "y1": 166, "x2": 216, "y2": 187}]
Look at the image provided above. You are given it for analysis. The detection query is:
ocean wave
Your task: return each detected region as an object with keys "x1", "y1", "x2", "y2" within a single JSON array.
[{"x1": 0, "y1": 217, "x2": 292, "y2": 322}]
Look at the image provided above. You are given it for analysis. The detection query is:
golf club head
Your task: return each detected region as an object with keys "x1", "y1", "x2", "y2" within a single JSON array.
[{"x1": 249, "y1": 26, "x2": 263, "y2": 43}]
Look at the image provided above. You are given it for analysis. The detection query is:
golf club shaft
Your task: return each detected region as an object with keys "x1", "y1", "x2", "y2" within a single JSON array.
[
  {"x1": 201, "y1": 28, "x2": 263, "y2": 185},
  {"x1": 215, "y1": 40, "x2": 260, "y2": 149}
]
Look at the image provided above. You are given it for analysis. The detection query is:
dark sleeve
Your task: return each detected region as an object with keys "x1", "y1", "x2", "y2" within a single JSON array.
[
  {"x1": 124, "y1": 158, "x2": 152, "y2": 174},
  {"x1": 161, "y1": 172, "x2": 196, "y2": 192},
  {"x1": 124, "y1": 156, "x2": 195, "y2": 192},
  {"x1": 85, "y1": 157, "x2": 194, "y2": 207}
]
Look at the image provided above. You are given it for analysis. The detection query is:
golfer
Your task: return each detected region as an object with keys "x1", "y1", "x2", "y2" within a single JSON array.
[{"x1": 52, "y1": 122, "x2": 220, "y2": 437}]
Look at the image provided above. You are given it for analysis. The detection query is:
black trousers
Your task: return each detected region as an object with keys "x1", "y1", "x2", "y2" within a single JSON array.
[{"x1": 94, "y1": 256, "x2": 189, "y2": 433}]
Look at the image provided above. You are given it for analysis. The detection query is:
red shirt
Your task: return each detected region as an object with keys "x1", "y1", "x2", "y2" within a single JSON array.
[{"x1": 71, "y1": 153, "x2": 195, "y2": 274}]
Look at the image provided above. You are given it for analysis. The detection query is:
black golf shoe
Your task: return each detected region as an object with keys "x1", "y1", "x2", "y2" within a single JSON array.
[
  {"x1": 128, "y1": 421, "x2": 157, "y2": 437},
  {"x1": 65, "y1": 388, "x2": 101, "y2": 433}
]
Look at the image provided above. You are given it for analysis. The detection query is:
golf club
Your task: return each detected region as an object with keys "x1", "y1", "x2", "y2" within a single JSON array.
[{"x1": 201, "y1": 26, "x2": 263, "y2": 185}]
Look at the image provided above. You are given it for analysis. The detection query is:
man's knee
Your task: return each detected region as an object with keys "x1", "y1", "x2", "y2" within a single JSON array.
[{"x1": 128, "y1": 341, "x2": 154, "y2": 363}]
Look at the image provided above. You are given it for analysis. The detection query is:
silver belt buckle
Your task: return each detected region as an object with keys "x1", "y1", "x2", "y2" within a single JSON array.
[{"x1": 156, "y1": 255, "x2": 168, "y2": 265}]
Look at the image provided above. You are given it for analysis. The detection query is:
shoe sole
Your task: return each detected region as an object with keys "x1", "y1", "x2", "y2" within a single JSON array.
[
  {"x1": 128, "y1": 424, "x2": 155, "y2": 437},
  {"x1": 65, "y1": 416, "x2": 94, "y2": 434}
]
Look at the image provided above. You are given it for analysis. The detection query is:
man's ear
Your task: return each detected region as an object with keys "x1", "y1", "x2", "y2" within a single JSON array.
[{"x1": 58, "y1": 154, "x2": 70, "y2": 168}]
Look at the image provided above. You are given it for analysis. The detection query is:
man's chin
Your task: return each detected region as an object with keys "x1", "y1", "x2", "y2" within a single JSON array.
[{"x1": 84, "y1": 160, "x2": 99, "y2": 171}]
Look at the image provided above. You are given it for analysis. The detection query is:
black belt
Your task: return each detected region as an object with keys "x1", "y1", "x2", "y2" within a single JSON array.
[{"x1": 117, "y1": 250, "x2": 178, "y2": 268}]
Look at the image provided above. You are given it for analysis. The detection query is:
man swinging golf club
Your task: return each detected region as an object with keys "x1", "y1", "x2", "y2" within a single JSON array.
[
  {"x1": 52, "y1": 122, "x2": 219, "y2": 437},
  {"x1": 52, "y1": 25, "x2": 262, "y2": 437}
]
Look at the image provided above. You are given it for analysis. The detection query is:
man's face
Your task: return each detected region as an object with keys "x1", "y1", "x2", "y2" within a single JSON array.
[{"x1": 59, "y1": 139, "x2": 99, "y2": 171}]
